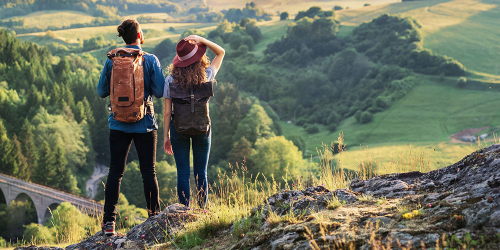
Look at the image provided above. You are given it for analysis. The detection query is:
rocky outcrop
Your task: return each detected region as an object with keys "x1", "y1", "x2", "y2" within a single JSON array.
[
  {"x1": 233, "y1": 144, "x2": 500, "y2": 249},
  {"x1": 66, "y1": 204, "x2": 194, "y2": 250},
  {"x1": 16, "y1": 144, "x2": 500, "y2": 249}
]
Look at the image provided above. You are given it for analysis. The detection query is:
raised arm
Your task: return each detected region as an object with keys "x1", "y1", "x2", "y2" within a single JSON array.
[{"x1": 184, "y1": 35, "x2": 225, "y2": 76}]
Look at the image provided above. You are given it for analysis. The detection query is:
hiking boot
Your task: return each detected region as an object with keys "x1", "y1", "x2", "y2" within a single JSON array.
[{"x1": 101, "y1": 221, "x2": 115, "y2": 236}]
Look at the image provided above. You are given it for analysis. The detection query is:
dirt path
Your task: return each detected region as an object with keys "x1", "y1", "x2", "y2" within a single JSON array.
[
  {"x1": 450, "y1": 126, "x2": 490, "y2": 143},
  {"x1": 85, "y1": 164, "x2": 108, "y2": 199}
]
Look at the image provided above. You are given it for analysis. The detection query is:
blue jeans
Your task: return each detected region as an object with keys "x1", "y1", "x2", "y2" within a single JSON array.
[{"x1": 170, "y1": 119, "x2": 211, "y2": 207}]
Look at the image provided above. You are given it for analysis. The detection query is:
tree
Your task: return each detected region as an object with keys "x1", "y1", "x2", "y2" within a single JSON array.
[
  {"x1": 228, "y1": 136, "x2": 253, "y2": 167},
  {"x1": 280, "y1": 12, "x2": 289, "y2": 20},
  {"x1": 31, "y1": 108, "x2": 90, "y2": 173},
  {"x1": 154, "y1": 38, "x2": 176, "y2": 64},
  {"x1": 53, "y1": 145, "x2": 79, "y2": 194},
  {"x1": 11, "y1": 135, "x2": 28, "y2": 180},
  {"x1": 19, "y1": 119, "x2": 38, "y2": 180},
  {"x1": 232, "y1": 103, "x2": 275, "y2": 145},
  {"x1": 33, "y1": 140, "x2": 54, "y2": 185},
  {"x1": 249, "y1": 136, "x2": 308, "y2": 179},
  {"x1": 360, "y1": 111, "x2": 373, "y2": 124},
  {"x1": 0, "y1": 119, "x2": 15, "y2": 175}
]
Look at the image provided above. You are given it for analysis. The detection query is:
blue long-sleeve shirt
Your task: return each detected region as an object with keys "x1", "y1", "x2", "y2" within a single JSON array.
[{"x1": 97, "y1": 45, "x2": 164, "y2": 133}]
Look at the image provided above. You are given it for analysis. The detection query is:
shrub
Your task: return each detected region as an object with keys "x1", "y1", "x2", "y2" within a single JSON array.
[
  {"x1": 374, "y1": 96, "x2": 390, "y2": 109},
  {"x1": 360, "y1": 111, "x2": 373, "y2": 124},
  {"x1": 23, "y1": 223, "x2": 56, "y2": 245},
  {"x1": 334, "y1": 6, "x2": 343, "y2": 10},
  {"x1": 354, "y1": 110, "x2": 362, "y2": 123},
  {"x1": 295, "y1": 117, "x2": 308, "y2": 126},
  {"x1": 327, "y1": 123, "x2": 337, "y2": 132},
  {"x1": 326, "y1": 111, "x2": 340, "y2": 124},
  {"x1": 457, "y1": 77, "x2": 467, "y2": 88},
  {"x1": 305, "y1": 124, "x2": 320, "y2": 134}
]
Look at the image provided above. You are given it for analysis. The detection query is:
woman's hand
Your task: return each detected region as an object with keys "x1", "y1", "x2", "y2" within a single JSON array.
[
  {"x1": 164, "y1": 136, "x2": 173, "y2": 155},
  {"x1": 184, "y1": 35, "x2": 205, "y2": 45}
]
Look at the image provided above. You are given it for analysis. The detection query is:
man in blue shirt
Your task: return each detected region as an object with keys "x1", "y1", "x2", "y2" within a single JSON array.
[{"x1": 97, "y1": 19, "x2": 164, "y2": 235}]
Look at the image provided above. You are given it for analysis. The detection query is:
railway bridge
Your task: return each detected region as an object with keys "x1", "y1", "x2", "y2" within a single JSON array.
[{"x1": 0, "y1": 173, "x2": 103, "y2": 224}]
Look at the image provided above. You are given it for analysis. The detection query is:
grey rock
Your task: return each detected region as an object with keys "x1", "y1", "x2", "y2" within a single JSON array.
[
  {"x1": 367, "y1": 216, "x2": 391, "y2": 227},
  {"x1": 489, "y1": 210, "x2": 500, "y2": 227},
  {"x1": 15, "y1": 247, "x2": 64, "y2": 250},
  {"x1": 440, "y1": 174, "x2": 458, "y2": 185},
  {"x1": 271, "y1": 232, "x2": 299, "y2": 250}
]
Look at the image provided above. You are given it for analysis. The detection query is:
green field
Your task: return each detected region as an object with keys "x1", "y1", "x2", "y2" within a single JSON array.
[
  {"x1": 4, "y1": 10, "x2": 94, "y2": 29},
  {"x1": 279, "y1": 75, "x2": 500, "y2": 171}
]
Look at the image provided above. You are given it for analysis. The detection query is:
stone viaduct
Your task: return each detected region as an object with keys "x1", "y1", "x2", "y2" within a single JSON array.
[{"x1": 0, "y1": 173, "x2": 103, "y2": 224}]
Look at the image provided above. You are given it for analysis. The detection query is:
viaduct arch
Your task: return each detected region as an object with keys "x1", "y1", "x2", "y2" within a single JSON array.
[{"x1": 0, "y1": 173, "x2": 103, "y2": 224}]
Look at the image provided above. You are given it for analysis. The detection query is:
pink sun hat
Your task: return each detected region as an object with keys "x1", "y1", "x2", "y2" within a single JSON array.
[{"x1": 172, "y1": 39, "x2": 207, "y2": 68}]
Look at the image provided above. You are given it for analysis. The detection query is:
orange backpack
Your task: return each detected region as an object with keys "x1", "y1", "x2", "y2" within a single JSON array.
[{"x1": 107, "y1": 48, "x2": 153, "y2": 123}]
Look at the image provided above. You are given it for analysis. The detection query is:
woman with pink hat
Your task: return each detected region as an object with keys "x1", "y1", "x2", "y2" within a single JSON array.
[{"x1": 163, "y1": 35, "x2": 225, "y2": 207}]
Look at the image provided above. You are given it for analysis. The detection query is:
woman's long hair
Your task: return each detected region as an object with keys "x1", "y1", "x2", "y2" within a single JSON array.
[{"x1": 169, "y1": 54, "x2": 210, "y2": 87}]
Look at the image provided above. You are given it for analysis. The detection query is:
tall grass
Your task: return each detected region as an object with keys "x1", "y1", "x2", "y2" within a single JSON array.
[
  {"x1": 13, "y1": 132, "x2": 497, "y2": 249},
  {"x1": 169, "y1": 132, "x2": 499, "y2": 248}
]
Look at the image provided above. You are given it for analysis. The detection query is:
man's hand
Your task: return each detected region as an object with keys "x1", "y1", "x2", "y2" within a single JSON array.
[{"x1": 164, "y1": 137, "x2": 173, "y2": 155}]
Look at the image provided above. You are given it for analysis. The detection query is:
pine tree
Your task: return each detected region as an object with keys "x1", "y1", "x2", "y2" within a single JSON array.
[
  {"x1": 11, "y1": 134, "x2": 29, "y2": 180},
  {"x1": 232, "y1": 103, "x2": 275, "y2": 145},
  {"x1": 0, "y1": 118, "x2": 15, "y2": 175},
  {"x1": 53, "y1": 145, "x2": 77, "y2": 193},
  {"x1": 19, "y1": 119, "x2": 38, "y2": 178},
  {"x1": 33, "y1": 140, "x2": 54, "y2": 185}
]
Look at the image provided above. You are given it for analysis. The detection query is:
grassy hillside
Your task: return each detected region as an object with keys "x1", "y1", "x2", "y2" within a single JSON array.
[
  {"x1": 338, "y1": 0, "x2": 500, "y2": 77},
  {"x1": 4, "y1": 10, "x2": 94, "y2": 30},
  {"x1": 280, "y1": 75, "x2": 500, "y2": 171},
  {"x1": 206, "y1": 0, "x2": 400, "y2": 13}
]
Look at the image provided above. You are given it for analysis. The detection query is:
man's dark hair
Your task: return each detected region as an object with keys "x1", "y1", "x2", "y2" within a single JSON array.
[{"x1": 117, "y1": 19, "x2": 141, "y2": 44}]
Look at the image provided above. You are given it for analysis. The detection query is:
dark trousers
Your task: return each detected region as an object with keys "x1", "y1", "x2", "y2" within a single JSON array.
[
  {"x1": 103, "y1": 129, "x2": 160, "y2": 223},
  {"x1": 170, "y1": 119, "x2": 211, "y2": 207}
]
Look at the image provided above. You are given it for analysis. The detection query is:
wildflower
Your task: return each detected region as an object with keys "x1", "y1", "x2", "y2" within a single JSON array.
[
  {"x1": 125, "y1": 216, "x2": 128, "y2": 220},
  {"x1": 322, "y1": 184, "x2": 324, "y2": 186},
  {"x1": 142, "y1": 235, "x2": 145, "y2": 238},
  {"x1": 204, "y1": 210, "x2": 207, "y2": 213},
  {"x1": 291, "y1": 183, "x2": 294, "y2": 186},
  {"x1": 412, "y1": 210, "x2": 419, "y2": 215},
  {"x1": 164, "y1": 219, "x2": 167, "y2": 222},
  {"x1": 402, "y1": 212, "x2": 413, "y2": 219},
  {"x1": 110, "y1": 243, "x2": 112, "y2": 246},
  {"x1": 428, "y1": 204, "x2": 432, "y2": 208}
]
